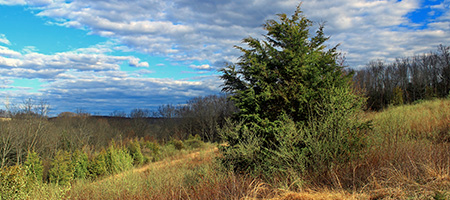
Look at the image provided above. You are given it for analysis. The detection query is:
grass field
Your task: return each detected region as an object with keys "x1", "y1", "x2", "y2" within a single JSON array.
[{"x1": 4, "y1": 99, "x2": 450, "y2": 199}]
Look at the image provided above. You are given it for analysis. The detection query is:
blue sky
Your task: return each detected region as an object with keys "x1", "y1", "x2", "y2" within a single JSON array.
[{"x1": 0, "y1": 0, "x2": 449, "y2": 116}]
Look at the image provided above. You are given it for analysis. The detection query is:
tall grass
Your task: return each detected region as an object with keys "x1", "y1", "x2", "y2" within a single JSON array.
[
  {"x1": 66, "y1": 144, "x2": 263, "y2": 200},
  {"x1": 368, "y1": 99, "x2": 450, "y2": 144},
  {"x1": 244, "y1": 99, "x2": 450, "y2": 199},
  {"x1": 4, "y1": 99, "x2": 450, "y2": 199},
  {"x1": 333, "y1": 99, "x2": 450, "y2": 199}
]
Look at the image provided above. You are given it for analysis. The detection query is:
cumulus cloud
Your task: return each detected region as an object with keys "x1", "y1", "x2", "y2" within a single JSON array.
[
  {"x1": 297, "y1": 0, "x2": 450, "y2": 67},
  {"x1": 0, "y1": 43, "x2": 150, "y2": 79},
  {"x1": 39, "y1": 74, "x2": 221, "y2": 114},
  {"x1": 4, "y1": 0, "x2": 445, "y2": 68},
  {"x1": 189, "y1": 64, "x2": 211, "y2": 70},
  {"x1": 0, "y1": 41, "x2": 221, "y2": 115},
  {"x1": 129, "y1": 58, "x2": 149, "y2": 68},
  {"x1": 1, "y1": 0, "x2": 450, "y2": 114}
]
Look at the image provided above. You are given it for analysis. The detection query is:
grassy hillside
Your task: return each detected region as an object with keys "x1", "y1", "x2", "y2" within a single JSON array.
[{"x1": 1, "y1": 99, "x2": 449, "y2": 199}]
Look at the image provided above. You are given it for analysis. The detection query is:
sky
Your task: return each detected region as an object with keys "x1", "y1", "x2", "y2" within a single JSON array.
[{"x1": 0, "y1": 0, "x2": 449, "y2": 116}]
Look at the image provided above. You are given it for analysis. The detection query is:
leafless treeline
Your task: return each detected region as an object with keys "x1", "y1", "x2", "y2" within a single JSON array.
[
  {"x1": 353, "y1": 45, "x2": 450, "y2": 110},
  {"x1": 0, "y1": 95, "x2": 235, "y2": 168},
  {"x1": 124, "y1": 94, "x2": 236, "y2": 142}
]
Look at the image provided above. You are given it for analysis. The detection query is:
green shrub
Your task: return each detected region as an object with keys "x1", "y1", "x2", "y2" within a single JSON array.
[
  {"x1": 87, "y1": 150, "x2": 108, "y2": 179},
  {"x1": 24, "y1": 151, "x2": 43, "y2": 184},
  {"x1": 0, "y1": 165, "x2": 29, "y2": 200},
  {"x1": 184, "y1": 134, "x2": 204, "y2": 149},
  {"x1": 160, "y1": 143, "x2": 178, "y2": 158},
  {"x1": 127, "y1": 140, "x2": 144, "y2": 166},
  {"x1": 172, "y1": 139, "x2": 184, "y2": 150},
  {"x1": 72, "y1": 150, "x2": 88, "y2": 179},
  {"x1": 145, "y1": 141, "x2": 161, "y2": 161},
  {"x1": 106, "y1": 144, "x2": 133, "y2": 174},
  {"x1": 219, "y1": 120, "x2": 265, "y2": 174},
  {"x1": 220, "y1": 87, "x2": 367, "y2": 183},
  {"x1": 49, "y1": 150, "x2": 74, "y2": 186}
]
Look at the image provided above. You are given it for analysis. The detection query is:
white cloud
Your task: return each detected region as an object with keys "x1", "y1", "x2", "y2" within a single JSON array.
[
  {"x1": 0, "y1": 46, "x2": 22, "y2": 58},
  {"x1": 16, "y1": 0, "x2": 447, "y2": 69},
  {"x1": 38, "y1": 74, "x2": 221, "y2": 114},
  {"x1": 0, "y1": 34, "x2": 11, "y2": 46},
  {"x1": 128, "y1": 58, "x2": 149, "y2": 68},
  {"x1": 2, "y1": 0, "x2": 450, "y2": 114},
  {"x1": 189, "y1": 64, "x2": 211, "y2": 70},
  {"x1": 0, "y1": 0, "x2": 25, "y2": 5},
  {"x1": 0, "y1": 40, "x2": 221, "y2": 115},
  {"x1": 0, "y1": 44, "x2": 150, "y2": 78}
]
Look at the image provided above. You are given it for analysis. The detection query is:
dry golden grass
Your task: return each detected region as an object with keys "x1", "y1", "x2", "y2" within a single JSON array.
[
  {"x1": 66, "y1": 143, "x2": 264, "y2": 200},
  {"x1": 260, "y1": 99, "x2": 450, "y2": 200},
  {"x1": 25, "y1": 99, "x2": 450, "y2": 199}
]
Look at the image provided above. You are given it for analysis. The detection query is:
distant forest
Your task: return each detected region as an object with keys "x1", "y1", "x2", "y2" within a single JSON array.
[{"x1": 353, "y1": 45, "x2": 450, "y2": 110}]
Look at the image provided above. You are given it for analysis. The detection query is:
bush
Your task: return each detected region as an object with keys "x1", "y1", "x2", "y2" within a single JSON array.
[
  {"x1": 106, "y1": 143, "x2": 133, "y2": 174},
  {"x1": 391, "y1": 86, "x2": 404, "y2": 106},
  {"x1": 219, "y1": 120, "x2": 265, "y2": 174},
  {"x1": 0, "y1": 165, "x2": 29, "y2": 200},
  {"x1": 219, "y1": 88, "x2": 367, "y2": 183},
  {"x1": 127, "y1": 140, "x2": 144, "y2": 166},
  {"x1": 145, "y1": 141, "x2": 161, "y2": 161},
  {"x1": 87, "y1": 150, "x2": 108, "y2": 179},
  {"x1": 24, "y1": 151, "x2": 43, "y2": 184},
  {"x1": 48, "y1": 150, "x2": 74, "y2": 186},
  {"x1": 72, "y1": 150, "x2": 89, "y2": 179},
  {"x1": 172, "y1": 139, "x2": 184, "y2": 150},
  {"x1": 184, "y1": 134, "x2": 204, "y2": 149},
  {"x1": 160, "y1": 143, "x2": 178, "y2": 158}
]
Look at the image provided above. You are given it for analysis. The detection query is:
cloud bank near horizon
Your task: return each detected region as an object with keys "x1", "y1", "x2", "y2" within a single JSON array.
[{"x1": 0, "y1": 0, "x2": 449, "y2": 115}]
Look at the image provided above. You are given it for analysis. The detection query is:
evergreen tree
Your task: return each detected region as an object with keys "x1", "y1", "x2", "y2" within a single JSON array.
[
  {"x1": 219, "y1": 5, "x2": 366, "y2": 178},
  {"x1": 391, "y1": 86, "x2": 404, "y2": 106},
  {"x1": 71, "y1": 150, "x2": 88, "y2": 179},
  {"x1": 49, "y1": 150, "x2": 74, "y2": 186},
  {"x1": 221, "y1": 5, "x2": 351, "y2": 123},
  {"x1": 24, "y1": 151, "x2": 43, "y2": 184}
]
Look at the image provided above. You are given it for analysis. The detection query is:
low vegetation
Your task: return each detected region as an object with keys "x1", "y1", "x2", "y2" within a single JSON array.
[{"x1": 1, "y1": 99, "x2": 447, "y2": 199}]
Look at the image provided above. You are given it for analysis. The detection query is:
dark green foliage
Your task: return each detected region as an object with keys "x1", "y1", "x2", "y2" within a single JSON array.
[
  {"x1": 48, "y1": 150, "x2": 74, "y2": 186},
  {"x1": 219, "y1": 119, "x2": 265, "y2": 173},
  {"x1": 219, "y1": 5, "x2": 367, "y2": 181},
  {"x1": 87, "y1": 150, "x2": 108, "y2": 179},
  {"x1": 425, "y1": 86, "x2": 437, "y2": 100},
  {"x1": 127, "y1": 140, "x2": 144, "y2": 166},
  {"x1": 391, "y1": 86, "x2": 404, "y2": 106},
  {"x1": 71, "y1": 150, "x2": 88, "y2": 179},
  {"x1": 0, "y1": 165, "x2": 29, "y2": 200},
  {"x1": 221, "y1": 6, "x2": 351, "y2": 125},
  {"x1": 24, "y1": 151, "x2": 43, "y2": 184},
  {"x1": 220, "y1": 87, "x2": 366, "y2": 179}
]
